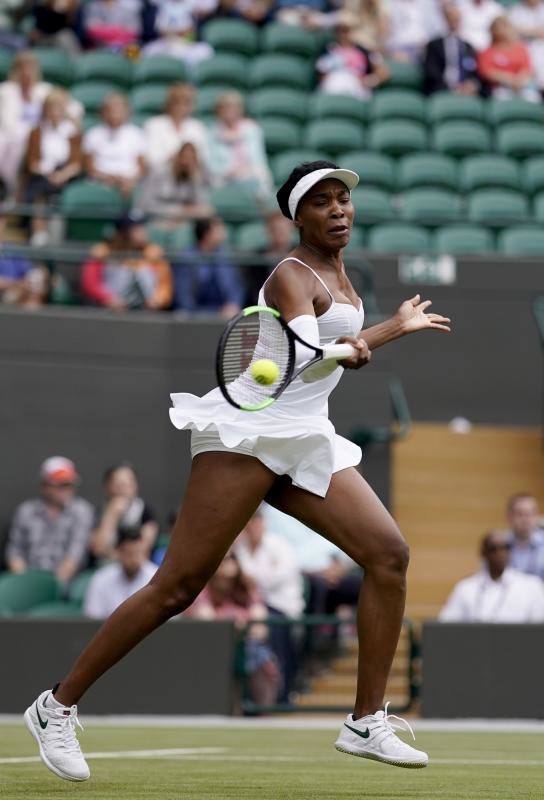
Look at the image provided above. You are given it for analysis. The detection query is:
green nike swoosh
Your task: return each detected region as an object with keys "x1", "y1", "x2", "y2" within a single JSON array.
[
  {"x1": 344, "y1": 722, "x2": 370, "y2": 739},
  {"x1": 36, "y1": 703, "x2": 48, "y2": 730}
]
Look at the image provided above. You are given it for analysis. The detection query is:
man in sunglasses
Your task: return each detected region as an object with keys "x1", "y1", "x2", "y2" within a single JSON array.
[
  {"x1": 439, "y1": 530, "x2": 544, "y2": 622},
  {"x1": 5, "y1": 457, "x2": 94, "y2": 584}
]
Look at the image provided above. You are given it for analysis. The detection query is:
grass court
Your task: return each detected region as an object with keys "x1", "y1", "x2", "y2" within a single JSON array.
[{"x1": 1, "y1": 721, "x2": 543, "y2": 799}]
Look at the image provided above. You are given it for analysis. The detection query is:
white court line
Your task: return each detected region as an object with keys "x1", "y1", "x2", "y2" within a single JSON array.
[{"x1": 0, "y1": 748, "x2": 225, "y2": 765}]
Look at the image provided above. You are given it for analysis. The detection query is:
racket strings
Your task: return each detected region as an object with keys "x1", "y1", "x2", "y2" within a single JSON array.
[{"x1": 220, "y1": 311, "x2": 291, "y2": 408}]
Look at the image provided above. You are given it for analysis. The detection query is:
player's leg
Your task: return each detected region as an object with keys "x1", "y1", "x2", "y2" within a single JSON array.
[
  {"x1": 25, "y1": 451, "x2": 277, "y2": 781},
  {"x1": 266, "y1": 467, "x2": 427, "y2": 768}
]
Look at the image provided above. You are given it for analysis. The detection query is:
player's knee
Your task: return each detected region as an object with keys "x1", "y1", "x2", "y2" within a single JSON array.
[
  {"x1": 152, "y1": 575, "x2": 203, "y2": 618},
  {"x1": 366, "y1": 534, "x2": 409, "y2": 580}
]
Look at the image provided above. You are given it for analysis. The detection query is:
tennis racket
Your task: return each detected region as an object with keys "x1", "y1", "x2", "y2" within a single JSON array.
[{"x1": 216, "y1": 305, "x2": 357, "y2": 411}]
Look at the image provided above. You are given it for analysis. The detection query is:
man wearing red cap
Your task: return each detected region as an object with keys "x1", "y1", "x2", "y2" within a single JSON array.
[{"x1": 6, "y1": 457, "x2": 94, "y2": 583}]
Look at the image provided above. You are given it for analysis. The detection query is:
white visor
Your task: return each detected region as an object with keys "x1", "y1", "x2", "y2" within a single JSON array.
[{"x1": 288, "y1": 167, "x2": 359, "y2": 220}]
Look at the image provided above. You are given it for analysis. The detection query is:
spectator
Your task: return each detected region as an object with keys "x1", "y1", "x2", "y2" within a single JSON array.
[
  {"x1": 439, "y1": 530, "x2": 544, "y2": 622},
  {"x1": 478, "y1": 16, "x2": 539, "y2": 100},
  {"x1": 504, "y1": 493, "x2": 544, "y2": 579},
  {"x1": 343, "y1": 0, "x2": 390, "y2": 52},
  {"x1": 316, "y1": 11, "x2": 389, "y2": 99},
  {"x1": 509, "y1": 0, "x2": 544, "y2": 91},
  {"x1": 0, "y1": 196, "x2": 49, "y2": 305},
  {"x1": 5, "y1": 456, "x2": 94, "y2": 584},
  {"x1": 172, "y1": 216, "x2": 243, "y2": 315},
  {"x1": 29, "y1": 0, "x2": 81, "y2": 54},
  {"x1": 188, "y1": 551, "x2": 281, "y2": 707},
  {"x1": 207, "y1": 90, "x2": 272, "y2": 195},
  {"x1": 423, "y1": 3, "x2": 480, "y2": 94},
  {"x1": 90, "y1": 462, "x2": 159, "y2": 561},
  {"x1": 144, "y1": 83, "x2": 209, "y2": 171},
  {"x1": 243, "y1": 212, "x2": 294, "y2": 303},
  {"x1": 23, "y1": 88, "x2": 82, "y2": 247},
  {"x1": 456, "y1": 0, "x2": 503, "y2": 52},
  {"x1": 81, "y1": 212, "x2": 173, "y2": 310},
  {"x1": 234, "y1": 507, "x2": 304, "y2": 702},
  {"x1": 384, "y1": 0, "x2": 446, "y2": 62},
  {"x1": 84, "y1": 528, "x2": 158, "y2": 619},
  {"x1": 83, "y1": 93, "x2": 146, "y2": 198},
  {"x1": 141, "y1": 3, "x2": 214, "y2": 68},
  {"x1": 0, "y1": 50, "x2": 81, "y2": 193},
  {"x1": 81, "y1": 0, "x2": 143, "y2": 49},
  {"x1": 136, "y1": 141, "x2": 213, "y2": 226},
  {"x1": 275, "y1": 0, "x2": 331, "y2": 28}
]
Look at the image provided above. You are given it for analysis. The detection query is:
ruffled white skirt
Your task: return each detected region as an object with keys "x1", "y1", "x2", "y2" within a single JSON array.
[{"x1": 169, "y1": 387, "x2": 362, "y2": 498}]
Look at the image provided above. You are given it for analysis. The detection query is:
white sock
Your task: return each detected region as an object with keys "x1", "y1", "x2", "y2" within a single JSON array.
[{"x1": 46, "y1": 691, "x2": 65, "y2": 709}]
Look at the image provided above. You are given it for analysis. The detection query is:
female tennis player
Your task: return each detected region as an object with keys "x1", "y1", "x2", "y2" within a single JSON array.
[{"x1": 25, "y1": 161, "x2": 450, "y2": 780}]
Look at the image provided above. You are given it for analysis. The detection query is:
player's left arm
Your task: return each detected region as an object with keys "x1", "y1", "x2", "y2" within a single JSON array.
[{"x1": 360, "y1": 294, "x2": 451, "y2": 351}]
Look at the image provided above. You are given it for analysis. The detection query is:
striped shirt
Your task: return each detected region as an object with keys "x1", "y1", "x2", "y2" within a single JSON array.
[{"x1": 6, "y1": 497, "x2": 94, "y2": 572}]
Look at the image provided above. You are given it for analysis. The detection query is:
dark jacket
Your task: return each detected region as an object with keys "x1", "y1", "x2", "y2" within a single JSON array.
[{"x1": 423, "y1": 35, "x2": 479, "y2": 95}]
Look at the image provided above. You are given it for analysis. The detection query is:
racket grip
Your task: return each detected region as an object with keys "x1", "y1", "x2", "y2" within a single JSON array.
[{"x1": 321, "y1": 343, "x2": 358, "y2": 360}]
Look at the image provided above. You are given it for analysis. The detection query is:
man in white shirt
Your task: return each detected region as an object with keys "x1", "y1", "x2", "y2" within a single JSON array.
[
  {"x1": 509, "y1": 0, "x2": 544, "y2": 86},
  {"x1": 439, "y1": 530, "x2": 544, "y2": 622},
  {"x1": 456, "y1": 0, "x2": 503, "y2": 51},
  {"x1": 83, "y1": 93, "x2": 147, "y2": 197},
  {"x1": 235, "y1": 506, "x2": 304, "y2": 702},
  {"x1": 504, "y1": 493, "x2": 544, "y2": 579},
  {"x1": 385, "y1": 0, "x2": 447, "y2": 61},
  {"x1": 84, "y1": 529, "x2": 157, "y2": 619},
  {"x1": 144, "y1": 83, "x2": 209, "y2": 170}
]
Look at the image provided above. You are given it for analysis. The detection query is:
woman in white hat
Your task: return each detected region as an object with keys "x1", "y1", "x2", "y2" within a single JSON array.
[{"x1": 25, "y1": 161, "x2": 450, "y2": 780}]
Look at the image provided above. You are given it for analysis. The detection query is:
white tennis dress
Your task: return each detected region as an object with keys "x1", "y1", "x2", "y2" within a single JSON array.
[{"x1": 169, "y1": 257, "x2": 365, "y2": 498}]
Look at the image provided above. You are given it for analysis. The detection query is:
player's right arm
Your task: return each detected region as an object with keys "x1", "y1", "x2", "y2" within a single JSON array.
[{"x1": 263, "y1": 260, "x2": 317, "y2": 323}]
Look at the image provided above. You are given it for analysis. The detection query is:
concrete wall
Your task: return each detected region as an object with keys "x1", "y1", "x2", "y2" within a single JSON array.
[
  {"x1": 0, "y1": 619, "x2": 236, "y2": 714},
  {"x1": 421, "y1": 622, "x2": 544, "y2": 718}
]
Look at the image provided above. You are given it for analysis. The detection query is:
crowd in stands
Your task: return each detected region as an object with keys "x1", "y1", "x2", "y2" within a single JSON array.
[
  {"x1": 1, "y1": 1, "x2": 544, "y2": 310},
  {"x1": 2, "y1": 452, "x2": 544, "y2": 704}
]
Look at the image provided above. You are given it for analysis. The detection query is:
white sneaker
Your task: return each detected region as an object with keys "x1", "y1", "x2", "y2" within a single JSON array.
[
  {"x1": 23, "y1": 689, "x2": 90, "y2": 781},
  {"x1": 334, "y1": 701, "x2": 428, "y2": 769}
]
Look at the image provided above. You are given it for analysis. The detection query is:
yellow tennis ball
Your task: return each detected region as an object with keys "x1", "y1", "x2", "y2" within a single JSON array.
[{"x1": 251, "y1": 359, "x2": 280, "y2": 385}]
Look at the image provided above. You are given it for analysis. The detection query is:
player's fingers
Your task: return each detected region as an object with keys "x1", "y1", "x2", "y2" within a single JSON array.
[
  {"x1": 430, "y1": 323, "x2": 451, "y2": 331},
  {"x1": 428, "y1": 314, "x2": 451, "y2": 323},
  {"x1": 409, "y1": 293, "x2": 421, "y2": 305},
  {"x1": 419, "y1": 300, "x2": 432, "y2": 311}
]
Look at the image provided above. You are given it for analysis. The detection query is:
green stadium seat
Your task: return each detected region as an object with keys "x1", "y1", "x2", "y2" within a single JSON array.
[
  {"x1": 236, "y1": 221, "x2": 268, "y2": 251},
  {"x1": 27, "y1": 601, "x2": 83, "y2": 618},
  {"x1": 74, "y1": 51, "x2": 132, "y2": 87},
  {"x1": 521, "y1": 157, "x2": 544, "y2": 195},
  {"x1": 533, "y1": 192, "x2": 544, "y2": 223},
  {"x1": 427, "y1": 92, "x2": 485, "y2": 123},
  {"x1": 497, "y1": 123, "x2": 544, "y2": 158},
  {"x1": 131, "y1": 84, "x2": 168, "y2": 114},
  {"x1": 468, "y1": 189, "x2": 529, "y2": 226},
  {"x1": 250, "y1": 54, "x2": 313, "y2": 90},
  {"x1": 61, "y1": 180, "x2": 127, "y2": 241},
  {"x1": 344, "y1": 226, "x2": 365, "y2": 252},
  {"x1": 271, "y1": 149, "x2": 330, "y2": 184},
  {"x1": 341, "y1": 152, "x2": 395, "y2": 190},
  {"x1": 400, "y1": 188, "x2": 461, "y2": 224},
  {"x1": 0, "y1": 47, "x2": 12, "y2": 81},
  {"x1": 497, "y1": 226, "x2": 544, "y2": 255},
  {"x1": 132, "y1": 56, "x2": 188, "y2": 85},
  {"x1": 248, "y1": 88, "x2": 309, "y2": 123},
  {"x1": 148, "y1": 225, "x2": 193, "y2": 252},
  {"x1": 309, "y1": 92, "x2": 369, "y2": 124},
  {"x1": 0, "y1": 570, "x2": 59, "y2": 614},
  {"x1": 67, "y1": 569, "x2": 97, "y2": 606},
  {"x1": 201, "y1": 18, "x2": 259, "y2": 57},
  {"x1": 432, "y1": 120, "x2": 490, "y2": 156},
  {"x1": 368, "y1": 120, "x2": 427, "y2": 155},
  {"x1": 33, "y1": 47, "x2": 73, "y2": 87},
  {"x1": 371, "y1": 90, "x2": 426, "y2": 122},
  {"x1": 367, "y1": 223, "x2": 431, "y2": 254},
  {"x1": 459, "y1": 155, "x2": 520, "y2": 191},
  {"x1": 397, "y1": 153, "x2": 457, "y2": 190},
  {"x1": 434, "y1": 224, "x2": 494, "y2": 255},
  {"x1": 303, "y1": 119, "x2": 364, "y2": 156},
  {"x1": 195, "y1": 84, "x2": 242, "y2": 116},
  {"x1": 383, "y1": 60, "x2": 422, "y2": 89},
  {"x1": 262, "y1": 23, "x2": 320, "y2": 58},
  {"x1": 261, "y1": 117, "x2": 301, "y2": 154},
  {"x1": 71, "y1": 81, "x2": 119, "y2": 113},
  {"x1": 351, "y1": 187, "x2": 394, "y2": 225},
  {"x1": 195, "y1": 54, "x2": 249, "y2": 90},
  {"x1": 487, "y1": 97, "x2": 544, "y2": 125},
  {"x1": 210, "y1": 184, "x2": 265, "y2": 222},
  {"x1": 81, "y1": 114, "x2": 100, "y2": 133}
]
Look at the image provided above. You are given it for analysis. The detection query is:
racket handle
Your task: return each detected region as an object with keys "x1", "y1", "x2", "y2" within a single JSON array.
[{"x1": 321, "y1": 343, "x2": 358, "y2": 360}]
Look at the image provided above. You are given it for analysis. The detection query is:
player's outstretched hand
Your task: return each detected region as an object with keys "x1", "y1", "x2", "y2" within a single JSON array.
[
  {"x1": 396, "y1": 294, "x2": 451, "y2": 334},
  {"x1": 336, "y1": 336, "x2": 371, "y2": 370}
]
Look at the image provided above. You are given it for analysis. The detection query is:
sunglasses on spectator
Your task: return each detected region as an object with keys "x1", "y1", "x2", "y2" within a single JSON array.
[{"x1": 486, "y1": 543, "x2": 512, "y2": 552}]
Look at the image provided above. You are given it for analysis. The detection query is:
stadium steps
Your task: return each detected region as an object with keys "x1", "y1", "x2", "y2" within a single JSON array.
[{"x1": 393, "y1": 423, "x2": 544, "y2": 621}]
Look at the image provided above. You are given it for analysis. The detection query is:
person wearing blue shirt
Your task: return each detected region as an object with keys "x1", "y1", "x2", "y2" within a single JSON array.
[{"x1": 172, "y1": 216, "x2": 244, "y2": 317}]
